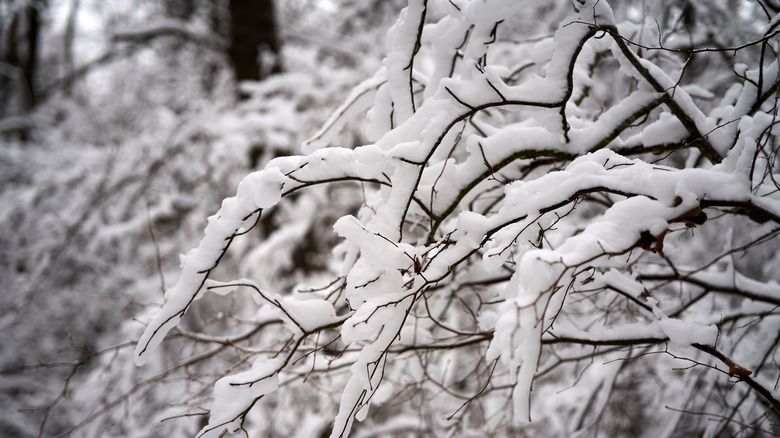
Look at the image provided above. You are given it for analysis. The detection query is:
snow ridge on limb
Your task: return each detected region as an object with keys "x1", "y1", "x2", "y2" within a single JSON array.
[
  {"x1": 303, "y1": 69, "x2": 387, "y2": 153},
  {"x1": 194, "y1": 279, "x2": 343, "y2": 437},
  {"x1": 133, "y1": 195, "x2": 260, "y2": 366},
  {"x1": 328, "y1": 215, "x2": 421, "y2": 437},
  {"x1": 359, "y1": 0, "x2": 617, "y2": 242},
  {"x1": 384, "y1": 0, "x2": 427, "y2": 125},
  {"x1": 133, "y1": 143, "x2": 406, "y2": 365},
  {"x1": 133, "y1": 166, "x2": 296, "y2": 365},
  {"x1": 471, "y1": 147, "x2": 748, "y2": 423},
  {"x1": 329, "y1": 0, "x2": 622, "y2": 431}
]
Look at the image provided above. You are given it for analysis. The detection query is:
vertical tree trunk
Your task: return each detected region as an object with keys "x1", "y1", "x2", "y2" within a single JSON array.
[
  {"x1": 0, "y1": 0, "x2": 43, "y2": 138},
  {"x1": 228, "y1": 0, "x2": 280, "y2": 88},
  {"x1": 62, "y1": 0, "x2": 80, "y2": 96}
]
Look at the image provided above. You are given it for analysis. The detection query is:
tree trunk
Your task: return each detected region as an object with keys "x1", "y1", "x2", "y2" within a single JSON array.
[
  {"x1": 228, "y1": 0, "x2": 280, "y2": 89},
  {"x1": 0, "y1": 0, "x2": 43, "y2": 138}
]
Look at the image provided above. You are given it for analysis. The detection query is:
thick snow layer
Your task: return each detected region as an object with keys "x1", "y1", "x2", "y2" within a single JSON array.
[{"x1": 197, "y1": 357, "x2": 283, "y2": 438}]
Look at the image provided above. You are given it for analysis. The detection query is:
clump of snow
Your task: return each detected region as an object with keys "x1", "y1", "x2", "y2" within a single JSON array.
[{"x1": 197, "y1": 357, "x2": 283, "y2": 438}]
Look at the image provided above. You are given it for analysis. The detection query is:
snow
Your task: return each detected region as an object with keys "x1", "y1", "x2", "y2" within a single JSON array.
[
  {"x1": 303, "y1": 70, "x2": 387, "y2": 153},
  {"x1": 205, "y1": 278, "x2": 342, "y2": 335},
  {"x1": 283, "y1": 299, "x2": 340, "y2": 332},
  {"x1": 383, "y1": 0, "x2": 427, "y2": 125},
  {"x1": 247, "y1": 167, "x2": 290, "y2": 209},
  {"x1": 134, "y1": 194, "x2": 256, "y2": 365},
  {"x1": 197, "y1": 357, "x2": 283, "y2": 438},
  {"x1": 657, "y1": 317, "x2": 717, "y2": 347}
]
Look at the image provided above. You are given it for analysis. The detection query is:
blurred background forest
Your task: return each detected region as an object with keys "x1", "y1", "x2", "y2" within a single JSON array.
[
  {"x1": 2, "y1": 0, "x2": 779, "y2": 437},
  {"x1": 0, "y1": 0, "x2": 407, "y2": 435}
]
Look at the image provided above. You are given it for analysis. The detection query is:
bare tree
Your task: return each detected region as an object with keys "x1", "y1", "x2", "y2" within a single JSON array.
[{"x1": 228, "y1": 0, "x2": 280, "y2": 86}]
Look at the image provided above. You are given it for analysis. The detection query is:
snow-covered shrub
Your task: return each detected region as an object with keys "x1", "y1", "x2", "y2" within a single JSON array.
[{"x1": 127, "y1": 0, "x2": 780, "y2": 436}]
